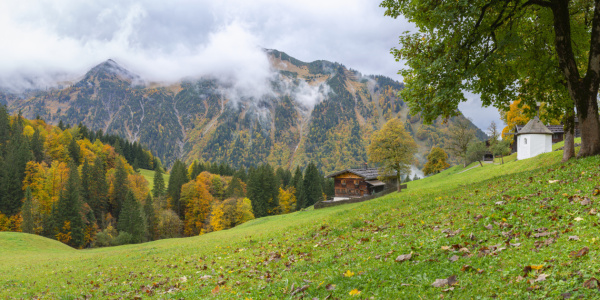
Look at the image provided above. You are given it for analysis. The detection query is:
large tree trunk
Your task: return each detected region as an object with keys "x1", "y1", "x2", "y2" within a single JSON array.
[
  {"x1": 551, "y1": 0, "x2": 600, "y2": 157},
  {"x1": 562, "y1": 111, "x2": 575, "y2": 162},
  {"x1": 575, "y1": 95, "x2": 600, "y2": 157}
]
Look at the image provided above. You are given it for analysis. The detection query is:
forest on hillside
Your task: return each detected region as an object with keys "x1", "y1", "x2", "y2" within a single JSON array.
[{"x1": 0, "y1": 109, "x2": 334, "y2": 248}]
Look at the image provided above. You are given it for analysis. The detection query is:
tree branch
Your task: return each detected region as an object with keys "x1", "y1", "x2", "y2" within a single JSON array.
[{"x1": 522, "y1": 0, "x2": 552, "y2": 8}]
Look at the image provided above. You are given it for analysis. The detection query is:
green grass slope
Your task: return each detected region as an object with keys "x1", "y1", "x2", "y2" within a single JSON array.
[
  {"x1": 0, "y1": 232, "x2": 74, "y2": 256},
  {"x1": 139, "y1": 168, "x2": 170, "y2": 191},
  {"x1": 2, "y1": 149, "x2": 600, "y2": 299}
]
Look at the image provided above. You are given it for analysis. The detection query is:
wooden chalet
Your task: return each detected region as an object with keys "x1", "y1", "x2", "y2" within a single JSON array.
[{"x1": 326, "y1": 167, "x2": 396, "y2": 200}]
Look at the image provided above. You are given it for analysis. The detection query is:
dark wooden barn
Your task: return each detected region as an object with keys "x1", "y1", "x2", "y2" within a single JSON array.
[{"x1": 326, "y1": 167, "x2": 396, "y2": 200}]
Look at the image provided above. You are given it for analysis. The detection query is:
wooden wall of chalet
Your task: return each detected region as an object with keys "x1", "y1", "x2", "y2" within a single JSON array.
[{"x1": 333, "y1": 172, "x2": 369, "y2": 198}]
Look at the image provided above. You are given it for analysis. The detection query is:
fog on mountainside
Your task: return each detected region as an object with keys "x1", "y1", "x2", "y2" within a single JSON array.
[{"x1": 1, "y1": 50, "x2": 486, "y2": 172}]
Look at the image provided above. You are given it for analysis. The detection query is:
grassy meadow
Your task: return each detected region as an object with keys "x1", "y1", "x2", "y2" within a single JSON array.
[
  {"x1": 2, "y1": 145, "x2": 600, "y2": 299},
  {"x1": 139, "y1": 168, "x2": 170, "y2": 191}
]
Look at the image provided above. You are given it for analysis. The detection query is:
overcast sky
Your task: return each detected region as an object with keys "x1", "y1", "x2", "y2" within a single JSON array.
[{"x1": 0, "y1": 0, "x2": 503, "y2": 132}]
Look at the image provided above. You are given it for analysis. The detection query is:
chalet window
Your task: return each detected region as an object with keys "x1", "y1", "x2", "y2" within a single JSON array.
[
  {"x1": 341, "y1": 179, "x2": 346, "y2": 186},
  {"x1": 354, "y1": 180, "x2": 359, "y2": 187},
  {"x1": 524, "y1": 138, "x2": 527, "y2": 145}
]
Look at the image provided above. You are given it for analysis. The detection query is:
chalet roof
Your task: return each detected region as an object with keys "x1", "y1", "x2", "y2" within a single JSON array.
[
  {"x1": 516, "y1": 124, "x2": 564, "y2": 134},
  {"x1": 516, "y1": 116, "x2": 552, "y2": 135},
  {"x1": 325, "y1": 167, "x2": 396, "y2": 180}
]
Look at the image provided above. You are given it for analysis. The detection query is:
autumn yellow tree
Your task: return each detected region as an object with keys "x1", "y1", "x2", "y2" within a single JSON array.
[
  {"x1": 181, "y1": 178, "x2": 213, "y2": 236},
  {"x1": 209, "y1": 202, "x2": 225, "y2": 232},
  {"x1": 278, "y1": 187, "x2": 296, "y2": 214},
  {"x1": 500, "y1": 100, "x2": 531, "y2": 140},
  {"x1": 423, "y1": 147, "x2": 450, "y2": 176},
  {"x1": 234, "y1": 198, "x2": 254, "y2": 225},
  {"x1": 368, "y1": 118, "x2": 417, "y2": 191}
]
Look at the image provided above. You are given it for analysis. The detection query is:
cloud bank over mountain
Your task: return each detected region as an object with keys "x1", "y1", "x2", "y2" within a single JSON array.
[{"x1": 0, "y1": 0, "x2": 502, "y2": 130}]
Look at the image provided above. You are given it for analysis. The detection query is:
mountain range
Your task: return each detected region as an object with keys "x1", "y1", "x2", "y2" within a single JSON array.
[{"x1": 0, "y1": 49, "x2": 486, "y2": 172}]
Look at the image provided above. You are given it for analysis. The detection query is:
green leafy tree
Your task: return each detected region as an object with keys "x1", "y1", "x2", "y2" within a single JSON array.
[
  {"x1": 492, "y1": 139, "x2": 512, "y2": 164},
  {"x1": 302, "y1": 162, "x2": 323, "y2": 207},
  {"x1": 423, "y1": 147, "x2": 451, "y2": 176},
  {"x1": 21, "y1": 187, "x2": 34, "y2": 234},
  {"x1": 368, "y1": 118, "x2": 418, "y2": 192},
  {"x1": 380, "y1": 0, "x2": 600, "y2": 157},
  {"x1": 467, "y1": 141, "x2": 489, "y2": 167},
  {"x1": 445, "y1": 117, "x2": 477, "y2": 167}
]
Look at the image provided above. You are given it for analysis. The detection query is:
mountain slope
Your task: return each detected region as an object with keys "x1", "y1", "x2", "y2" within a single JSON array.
[{"x1": 6, "y1": 50, "x2": 486, "y2": 171}]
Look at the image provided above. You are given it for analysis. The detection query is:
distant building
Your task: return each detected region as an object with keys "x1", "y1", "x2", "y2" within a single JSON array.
[
  {"x1": 325, "y1": 167, "x2": 396, "y2": 201},
  {"x1": 509, "y1": 118, "x2": 580, "y2": 153},
  {"x1": 516, "y1": 116, "x2": 553, "y2": 160}
]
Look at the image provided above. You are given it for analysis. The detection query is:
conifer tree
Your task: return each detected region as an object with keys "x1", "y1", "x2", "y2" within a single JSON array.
[
  {"x1": 68, "y1": 137, "x2": 80, "y2": 164},
  {"x1": 247, "y1": 164, "x2": 279, "y2": 217},
  {"x1": 0, "y1": 105, "x2": 10, "y2": 152},
  {"x1": 167, "y1": 160, "x2": 189, "y2": 216},
  {"x1": 302, "y1": 162, "x2": 323, "y2": 208},
  {"x1": 111, "y1": 159, "x2": 129, "y2": 220},
  {"x1": 30, "y1": 129, "x2": 44, "y2": 163},
  {"x1": 0, "y1": 115, "x2": 33, "y2": 216},
  {"x1": 225, "y1": 177, "x2": 245, "y2": 199},
  {"x1": 89, "y1": 156, "x2": 108, "y2": 226},
  {"x1": 81, "y1": 159, "x2": 91, "y2": 203},
  {"x1": 21, "y1": 187, "x2": 34, "y2": 234},
  {"x1": 117, "y1": 191, "x2": 147, "y2": 243},
  {"x1": 143, "y1": 194, "x2": 156, "y2": 241},
  {"x1": 152, "y1": 163, "x2": 166, "y2": 198},
  {"x1": 292, "y1": 166, "x2": 305, "y2": 210},
  {"x1": 54, "y1": 161, "x2": 85, "y2": 248}
]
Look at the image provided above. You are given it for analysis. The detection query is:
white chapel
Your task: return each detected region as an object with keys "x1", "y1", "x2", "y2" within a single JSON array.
[{"x1": 516, "y1": 116, "x2": 553, "y2": 160}]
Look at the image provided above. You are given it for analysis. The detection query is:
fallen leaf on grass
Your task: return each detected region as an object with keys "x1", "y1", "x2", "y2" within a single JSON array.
[
  {"x1": 561, "y1": 292, "x2": 572, "y2": 299},
  {"x1": 441, "y1": 246, "x2": 451, "y2": 251},
  {"x1": 349, "y1": 289, "x2": 361, "y2": 296},
  {"x1": 568, "y1": 236, "x2": 580, "y2": 241},
  {"x1": 325, "y1": 284, "x2": 336, "y2": 291},
  {"x1": 583, "y1": 277, "x2": 600, "y2": 290},
  {"x1": 570, "y1": 247, "x2": 589, "y2": 258},
  {"x1": 484, "y1": 224, "x2": 493, "y2": 230},
  {"x1": 461, "y1": 265, "x2": 474, "y2": 272},
  {"x1": 591, "y1": 209, "x2": 598, "y2": 215},
  {"x1": 432, "y1": 275, "x2": 457, "y2": 287},
  {"x1": 395, "y1": 253, "x2": 412, "y2": 262},
  {"x1": 580, "y1": 198, "x2": 592, "y2": 206},
  {"x1": 291, "y1": 285, "x2": 309, "y2": 296},
  {"x1": 549, "y1": 180, "x2": 559, "y2": 184},
  {"x1": 574, "y1": 217, "x2": 584, "y2": 222},
  {"x1": 211, "y1": 286, "x2": 220, "y2": 295},
  {"x1": 530, "y1": 265, "x2": 544, "y2": 270},
  {"x1": 535, "y1": 274, "x2": 549, "y2": 282},
  {"x1": 449, "y1": 255, "x2": 459, "y2": 262},
  {"x1": 343, "y1": 270, "x2": 355, "y2": 277}
]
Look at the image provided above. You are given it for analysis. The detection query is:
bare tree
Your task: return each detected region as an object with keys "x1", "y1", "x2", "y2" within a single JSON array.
[
  {"x1": 487, "y1": 121, "x2": 500, "y2": 160},
  {"x1": 445, "y1": 117, "x2": 476, "y2": 167}
]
